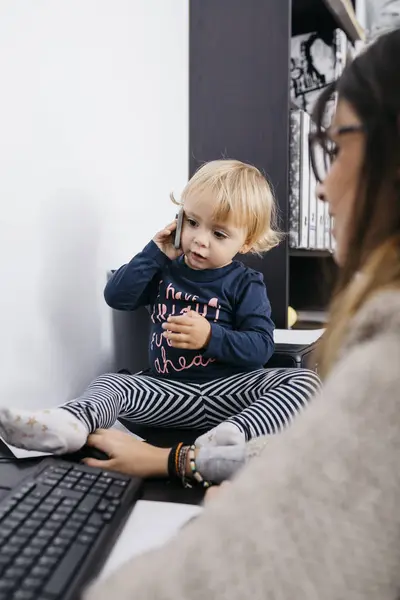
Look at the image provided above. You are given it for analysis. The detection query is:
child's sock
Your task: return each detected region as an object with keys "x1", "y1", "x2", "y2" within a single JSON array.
[
  {"x1": 195, "y1": 421, "x2": 245, "y2": 448},
  {"x1": 196, "y1": 436, "x2": 270, "y2": 484},
  {"x1": 0, "y1": 407, "x2": 89, "y2": 454},
  {"x1": 196, "y1": 444, "x2": 246, "y2": 484}
]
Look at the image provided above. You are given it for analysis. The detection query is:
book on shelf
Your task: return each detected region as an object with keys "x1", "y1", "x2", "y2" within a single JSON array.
[
  {"x1": 289, "y1": 110, "x2": 301, "y2": 248},
  {"x1": 324, "y1": 202, "x2": 332, "y2": 250},
  {"x1": 316, "y1": 197, "x2": 326, "y2": 249},
  {"x1": 290, "y1": 28, "x2": 352, "y2": 122},
  {"x1": 289, "y1": 27, "x2": 351, "y2": 253},
  {"x1": 299, "y1": 111, "x2": 311, "y2": 248},
  {"x1": 308, "y1": 162, "x2": 317, "y2": 249},
  {"x1": 289, "y1": 107, "x2": 332, "y2": 252}
]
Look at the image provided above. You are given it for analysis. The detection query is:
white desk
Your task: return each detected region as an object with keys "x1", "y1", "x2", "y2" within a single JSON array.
[{"x1": 99, "y1": 500, "x2": 203, "y2": 582}]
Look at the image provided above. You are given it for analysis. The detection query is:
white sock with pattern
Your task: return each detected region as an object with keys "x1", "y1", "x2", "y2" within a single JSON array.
[
  {"x1": 0, "y1": 407, "x2": 88, "y2": 454},
  {"x1": 195, "y1": 421, "x2": 245, "y2": 449}
]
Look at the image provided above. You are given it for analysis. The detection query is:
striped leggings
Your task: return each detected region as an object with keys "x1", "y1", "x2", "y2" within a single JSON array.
[{"x1": 62, "y1": 368, "x2": 321, "y2": 441}]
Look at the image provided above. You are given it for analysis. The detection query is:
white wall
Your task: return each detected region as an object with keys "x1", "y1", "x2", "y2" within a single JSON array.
[{"x1": 0, "y1": 1, "x2": 188, "y2": 408}]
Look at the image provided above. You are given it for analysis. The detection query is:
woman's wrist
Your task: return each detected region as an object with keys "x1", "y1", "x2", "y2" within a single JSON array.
[{"x1": 148, "y1": 445, "x2": 170, "y2": 477}]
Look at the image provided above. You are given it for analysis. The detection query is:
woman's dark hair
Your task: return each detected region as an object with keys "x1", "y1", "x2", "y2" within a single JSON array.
[{"x1": 312, "y1": 29, "x2": 400, "y2": 377}]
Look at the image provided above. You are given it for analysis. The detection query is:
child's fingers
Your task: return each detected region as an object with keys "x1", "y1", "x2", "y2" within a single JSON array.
[
  {"x1": 162, "y1": 321, "x2": 191, "y2": 333},
  {"x1": 82, "y1": 457, "x2": 114, "y2": 470},
  {"x1": 170, "y1": 340, "x2": 192, "y2": 349},
  {"x1": 163, "y1": 332, "x2": 190, "y2": 343},
  {"x1": 167, "y1": 314, "x2": 192, "y2": 325},
  {"x1": 162, "y1": 221, "x2": 177, "y2": 234}
]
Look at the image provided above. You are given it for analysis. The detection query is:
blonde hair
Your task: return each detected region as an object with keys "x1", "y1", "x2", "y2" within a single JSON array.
[
  {"x1": 316, "y1": 236, "x2": 400, "y2": 379},
  {"x1": 170, "y1": 159, "x2": 281, "y2": 253}
]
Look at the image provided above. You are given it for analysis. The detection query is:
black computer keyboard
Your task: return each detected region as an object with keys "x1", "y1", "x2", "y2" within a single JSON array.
[{"x1": 0, "y1": 458, "x2": 142, "y2": 600}]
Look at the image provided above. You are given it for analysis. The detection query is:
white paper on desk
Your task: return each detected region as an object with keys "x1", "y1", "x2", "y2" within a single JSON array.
[
  {"x1": 0, "y1": 422, "x2": 144, "y2": 460},
  {"x1": 98, "y1": 500, "x2": 203, "y2": 582},
  {"x1": 273, "y1": 328, "x2": 324, "y2": 345},
  {"x1": 0, "y1": 437, "x2": 51, "y2": 459}
]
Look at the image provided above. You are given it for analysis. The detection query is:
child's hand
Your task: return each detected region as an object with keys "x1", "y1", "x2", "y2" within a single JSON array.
[
  {"x1": 153, "y1": 219, "x2": 183, "y2": 260},
  {"x1": 82, "y1": 429, "x2": 170, "y2": 478},
  {"x1": 162, "y1": 310, "x2": 212, "y2": 350}
]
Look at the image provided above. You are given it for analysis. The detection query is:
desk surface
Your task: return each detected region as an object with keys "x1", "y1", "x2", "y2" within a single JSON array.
[{"x1": 0, "y1": 440, "x2": 205, "y2": 506}]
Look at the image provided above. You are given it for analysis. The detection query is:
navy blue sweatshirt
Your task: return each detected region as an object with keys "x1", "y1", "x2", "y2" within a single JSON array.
[{"x1": 104, "y1": 241, "x2": 275, "y2": 383}]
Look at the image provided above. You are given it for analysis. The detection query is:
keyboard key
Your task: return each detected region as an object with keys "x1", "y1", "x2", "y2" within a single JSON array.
[
  {"x1": 3, "y1": 544, "x2": 22, "y2": 557},
  {"x1": 114, "y1": 479, "x2": 128, "y2": 487},
  {"x1": 31, "y1": 537, "x2": 49, "y2": 549},
  {"x1": 105, "y1": 485, "x2": 124, "y2": 499},
  {"x1": 4, "y1": 566, "x2": 26, "y2": 579},
  {"x1": 21, "y1": 577, "x2": 43, "y2": 591},
  {"x1": 96, "y1": 499, "x2": 108, "y2": 512},
  {"x1": 0, "y1": 555, "x2": 11, "y2": 569},
  {"x1": 37, "y1": 529, "x2": 54, "y2": 540},
  {"x1": 87, "y1": 515, "x2": 103, "y2": 533},
  {"x1": 41, "y1": 477, "x2": 60, "y2": 487},
  {"x1": 99, "y1": 476, "x2": 112, "y2": 485},
  {"x1": 78, "y1": 493, "x2": 99, "y2": 513},
  {"x1": 49, "y1": 466, "x2": 70, "y2": 475},
  {"x1": 59, "y1": 481, "x2": 74, "y2": 490},
  {"x1": 22, "y1": 546, "x2": 43, "y2": 559},
  {"x1": 82, "y1": 473, "x2": 97, "y2": 482},
  {"x1": 62, "y1": 498, "x2": 80, "y2": 508},
  {"x1": 49, "y1": 512, "x2": 67, "y2": 523},
  {"x1": 30, "y1": 565, "x2": 51, "y2": 578},
  {"x1": 52, "y1": 536, "x2": 70, "y2": 549},
  {"x1": 44, "y1": 543, "x2": 87, "y2": 596},
  {"x1": 15, "y1": 556, "x2": 35, "y2": 569},
  {"x1": 77, "y1": 534, "x2": 93, "y2": 544},
  {"x1": 38, "y1": 555, "x2": 58, "y2": 568},
  {"x1": 12, "y1": 590, "x2": 37, "y2": 600},
  {"x1": 0, "y1": 578, "x2": 15, "y2": 592},
  {"x1": 74, "y1": 484, "x2": 91, "y2": 493}
]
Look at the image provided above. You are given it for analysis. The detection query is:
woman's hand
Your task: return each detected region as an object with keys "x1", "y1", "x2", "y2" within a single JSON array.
[
  {"x1": 153, "y1": 218, "x2": 183, "y2": 261},
  {"x1": 82, "y1": 429, "x2": 170, "y2": 478},
  {"x1": 204, "y1": 481, "x2": 232, "y2": 505}
]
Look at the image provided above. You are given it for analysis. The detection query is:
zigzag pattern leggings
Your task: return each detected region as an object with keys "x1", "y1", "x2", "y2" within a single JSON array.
[{"x1": 62, "y1": 368, "x2": 321, "y2": 440}]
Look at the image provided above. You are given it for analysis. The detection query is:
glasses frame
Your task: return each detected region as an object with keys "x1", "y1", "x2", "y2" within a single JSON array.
[{"x1": 309, "y1": 124, "x2": 365, "y2": 183}]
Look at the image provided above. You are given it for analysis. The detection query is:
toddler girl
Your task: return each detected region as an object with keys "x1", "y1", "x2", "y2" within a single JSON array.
[{"x1": 0, "y1": 160, "x2": 320, "y2": 454}]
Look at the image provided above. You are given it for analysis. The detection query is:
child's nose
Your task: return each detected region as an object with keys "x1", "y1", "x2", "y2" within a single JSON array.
[{"x1": 194, "y1": 231, "x2": 209, "y2": 247}]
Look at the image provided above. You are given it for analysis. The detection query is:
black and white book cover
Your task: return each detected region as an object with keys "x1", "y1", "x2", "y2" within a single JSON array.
[
  {"x1": 299, "y1": 111, "x2": 311, "y2": 249},
  {"x1": 289, "y1": 109, "x2": 301, "y2": 248},
  {"x1": 290, "y1": 30, "x2": 343, "y2": 120}
]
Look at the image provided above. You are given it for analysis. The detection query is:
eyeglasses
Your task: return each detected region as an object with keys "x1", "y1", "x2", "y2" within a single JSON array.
[{"x1": 309, "y1": 124, "x2": 365, "y2": 183}]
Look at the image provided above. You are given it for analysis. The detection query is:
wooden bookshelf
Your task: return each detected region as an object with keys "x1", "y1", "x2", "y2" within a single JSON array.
[
  {"x1": 292, "y1": 0, "x2": 364, "y2": 41},
  {"x1": 290, "y1": 249, "x2": 333, "y2": 258},
  {"x1": 189, "y1": 0, "x2": 360, "y2": 327},
  {"x1": 324, "y1": 0, "x2": 365, "y2": 42}
]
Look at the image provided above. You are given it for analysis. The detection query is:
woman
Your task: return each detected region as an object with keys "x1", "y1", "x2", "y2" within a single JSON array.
[{"x1": 86, "y1": 29, "x2": 400, "y2": 599}]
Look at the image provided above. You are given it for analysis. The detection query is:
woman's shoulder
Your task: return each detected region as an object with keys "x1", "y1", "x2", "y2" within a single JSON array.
[{"x1": 343, "y1": 288, "x2": 400, "y2": 352}]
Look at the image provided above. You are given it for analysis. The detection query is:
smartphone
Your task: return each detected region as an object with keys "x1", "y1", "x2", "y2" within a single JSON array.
[{"x1": 174, "y1": 209, "x2": 184, "y2": 249}]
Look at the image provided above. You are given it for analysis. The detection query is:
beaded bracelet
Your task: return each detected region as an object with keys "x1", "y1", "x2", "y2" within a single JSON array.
[
  {"x1": 188, "y1": 444, "x2": 212, "y2": 488},
  {"x1": 178, "y1": 445, "x2": 192, "y2": 488}
]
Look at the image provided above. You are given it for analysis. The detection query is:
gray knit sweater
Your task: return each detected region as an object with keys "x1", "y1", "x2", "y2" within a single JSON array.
[{"x1": 86, "y1": 290, "x2": 400, "y2": 600}]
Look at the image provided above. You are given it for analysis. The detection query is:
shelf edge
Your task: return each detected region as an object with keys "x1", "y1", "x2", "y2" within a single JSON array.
[{"x1": 322, "y1": 0, "x2": 365, "y2": 42}]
